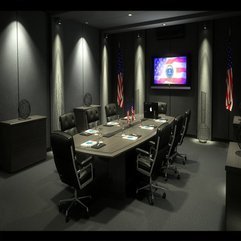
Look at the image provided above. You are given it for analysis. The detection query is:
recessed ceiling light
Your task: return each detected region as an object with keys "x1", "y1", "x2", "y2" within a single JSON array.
[
  {"x1": 162, "y1": 23, "x2": 166, "y2": 26},
  {"x1": 128, "y1": 13, "x2": 132, "y2": 17},
  {"x1": 85, "y1": 21, "x2": 88, "y2": 24}
]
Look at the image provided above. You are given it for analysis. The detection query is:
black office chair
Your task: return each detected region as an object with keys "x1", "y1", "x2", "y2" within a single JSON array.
[
  {"x1": 161, "y1": 114, "x2": 184, "y2": 181},
  {"x1": 105, "y1": 103, "x2": 118, "y2": 122},
  {"x1": 51, "y1": 131, "x2": 93, "y2": 222},
  {"x1": 135, "y1": 122, "x2": 172, "y2": 205},
  {"x1": 158, "y1": 102, "x2": 167, "y2": 116},
  {"x1": 86, "y1": 107, "x2": 100, "y2": 129},
  {"x1": 59, "y1": 112, "x2": 78, "y2": 136},
  {"x1": 176, "y1": 109, "x2": 191, "y2": 164}
]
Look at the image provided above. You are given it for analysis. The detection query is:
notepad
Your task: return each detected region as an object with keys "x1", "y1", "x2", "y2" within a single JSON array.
[
  {"x1": 107, "y1": 121, "x2": 119, "y2": 126},
  {"x1": 80, "y1": 140, "x2": 97, "y2": 147},
  {"x1": 121, "y1": 134, "x2": 138, "y2": 141},
  {"x1": 140, "y1": 125, "x2": 155, "y2": 130},
  {"x1": 84, "y1": 129, "x2": 99, "y2": 134},
  {"x1": 154, "y1": 119, "x2": 167, "y2": 123}
]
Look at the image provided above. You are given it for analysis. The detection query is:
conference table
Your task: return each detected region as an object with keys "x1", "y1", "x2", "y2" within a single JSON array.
[{"x1": 74, "y1": 114, "x2": 174, "y2": 198}]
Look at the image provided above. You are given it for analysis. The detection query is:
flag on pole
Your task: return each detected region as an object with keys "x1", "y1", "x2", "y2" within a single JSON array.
[
  {"x1": 117, "y1": 46, "x2": 124, "y2": 108},
  {"x1": 225, "y1": 31, "x2": 233, "y2": 111}
]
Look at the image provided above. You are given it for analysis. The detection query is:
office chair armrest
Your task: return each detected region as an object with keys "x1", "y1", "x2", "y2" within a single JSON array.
[
  {"x1": 149, "y1": 140, "x2": 155, "y2": 146},
  {"x1": 136, "y1": 148, "x2": 150, "y2": 156},
  {"x1": 77, "y1": 162, "x2": 93, "y2": 176},
  {"x1": 81, "y1": 156, "x2": 93, "y2": 167}
]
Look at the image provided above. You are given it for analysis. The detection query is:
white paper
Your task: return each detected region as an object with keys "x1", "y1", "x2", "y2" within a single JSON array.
[
  {"x1": 84, "y1": 129, "x2": 99, "y2": 134},
  {"x1": 140, "y1": 125, "x2": 154, "y2": 130},
  {"x1": 80, "y1": 140, "x2": 97, "y2": 147},
  {"x1": 107, "y1": 121, "x2": 119, "y2": 126},
  {"x1": 121, "y1": 134, "x2": 138, "y2": 141}
]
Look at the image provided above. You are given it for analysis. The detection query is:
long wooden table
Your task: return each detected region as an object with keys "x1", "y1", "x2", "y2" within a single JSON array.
[{"x1": 74, "y1": 114, "x2": 174, "y2": 198}]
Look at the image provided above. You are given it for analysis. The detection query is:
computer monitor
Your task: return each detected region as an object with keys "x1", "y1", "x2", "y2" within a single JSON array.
[{"x1": 144, "y1": 102, "x2": 158, "y2": 119}]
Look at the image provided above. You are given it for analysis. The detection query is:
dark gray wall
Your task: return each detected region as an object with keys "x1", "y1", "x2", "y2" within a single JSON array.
[
  {"x1": 0, "y1": 12, "x2": 18, "y2": 120},
  {"x1": 0, "y1": 11, "x2": 50, "y2": 147},
  {"x1": 145, "y1": 23, "x2": 198, "y2": 137},
  {"x1": 63, "y1": 19, "x2": 100, "y2": 112},
  {"x1": 212, "y1": 16, "x2": 241, "y2": 141},
  {"x1": 108, "y1": 26, "x2": 198, "y2": 136}
]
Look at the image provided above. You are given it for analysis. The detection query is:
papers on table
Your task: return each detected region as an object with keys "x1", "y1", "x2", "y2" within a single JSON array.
[
  {"x1": 80, "y1": 140, "x2": 97, "y2": 147},
  {"x1": 84, "y1": 129, "x2": 99, "y2": 134},
  {"x1": 140, "y1": 125, "x2": 155, "y2": 130},
  {"x1": 154, "y1": 119, "x2": 167, "y2": 123},
  {"x1": 121, "y1": 134, "x2": 138, "y2": 141},
  {"x1": 107, "y1": 121, "x2": 119, "y2": 126}
]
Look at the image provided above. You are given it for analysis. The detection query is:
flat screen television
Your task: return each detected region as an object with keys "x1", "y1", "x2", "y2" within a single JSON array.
[{"x1": 151, "y1": 55, "x2": 190, "y2": 90}]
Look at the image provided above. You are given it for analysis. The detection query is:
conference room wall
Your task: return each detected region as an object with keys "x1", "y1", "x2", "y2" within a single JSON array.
[
  {"x1": 62, "y1": 19, "x2": 100, "y2": 113},
  {"x1": 0, "y1": 11, "x2": 50, "y2": 147},
  {"x1": 107, "y1": 25, "x2": 197, "y2": 136},
  {"x1": 212, "y1": 16, "x2": 241, "y2": 141},
  {"x1": 146, "y1": 23, "x2": 198, "y2": 137}
]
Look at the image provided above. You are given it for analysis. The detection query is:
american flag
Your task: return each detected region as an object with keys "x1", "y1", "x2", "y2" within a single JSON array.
[
  {"x1": 117, "y1": 47, "x2": 124, "y2": 108},
  {"x1": 225, "y1": 35, "x2": 233, "y2": 111}
]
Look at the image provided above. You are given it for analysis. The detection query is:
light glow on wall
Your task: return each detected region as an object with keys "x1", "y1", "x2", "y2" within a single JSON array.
[
  {"x1": 52, "y1": 32, "x2": 64, "y2": 131},
  {"x1": 134, "y1": 38, "x2": 145, "y2": 114},
  {"x1": 100, "y1": 43, "x2": 109, "y2": 123}
]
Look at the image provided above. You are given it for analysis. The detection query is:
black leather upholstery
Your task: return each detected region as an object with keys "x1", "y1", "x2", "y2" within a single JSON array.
[
  {"x1": 158, "y1": 102, "x2": 167, "y2": 115},
  {"x1": 105, "y1": 103, "x2": 118, "y2": 122},
  {"x1": 59, "y1": 112, "x2": 78, "y2": 136},
  {"x1": 86, "y1": 107, "x2": 100, "y2": 128},
  {"x1": 136, "y1": 123, "x2": 171, "y2": 204},
  {"x1": 50, "y1": 131, "x2": 93, "y2": 221}
]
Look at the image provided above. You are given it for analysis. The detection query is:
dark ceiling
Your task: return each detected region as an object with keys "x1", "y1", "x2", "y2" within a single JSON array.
[{"x1": 55, "y1": 11, "x2": 241, "y2": 33}]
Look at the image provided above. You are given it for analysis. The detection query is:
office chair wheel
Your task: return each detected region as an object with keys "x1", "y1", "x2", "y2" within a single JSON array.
[
  {"x1": 183, "y1": 161, "x2": 185, "y2": 165},
  {"x1": 162, "y1": 192, "x2": 166, "y2": 199},
  {"x1": 177, "y1": 174, "x2": 180, "y2": 179}
]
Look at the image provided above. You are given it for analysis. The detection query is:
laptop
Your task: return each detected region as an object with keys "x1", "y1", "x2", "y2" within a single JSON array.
[{"x1": 144, "y1": 102, "x2": 158, "y2": 119}]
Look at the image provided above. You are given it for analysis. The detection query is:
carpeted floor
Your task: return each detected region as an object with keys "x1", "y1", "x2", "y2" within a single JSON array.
[{"x1": 0, "y1": 137, "x2": 227, "y2": 231}]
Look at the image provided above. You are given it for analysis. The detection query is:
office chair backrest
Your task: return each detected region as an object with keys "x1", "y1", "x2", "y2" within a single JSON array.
[
  {"x1": 105, "y1": 103, "x2": 118, "y2": 122},
  {"x1": 179, "y1": 109, "x2": 191, "y2": 145},
  {"x1": 51, "y1": 131, "x2": 79, "y2": 189},
  {"x1": 167, "y1": 114, "x2": 185, "y2": 157},
  {"x1": 59, "y1": 112, "x2": 78, "y2": 136},
  {"x1": 151, "y1": 123, "x2": 172, "y2": 174},
  {"x1": 86, "y1": 107, "x2": 100, "y2": 129},
  {"x1": 158, "y1": 102, "x2": 167, "y2": 115}
]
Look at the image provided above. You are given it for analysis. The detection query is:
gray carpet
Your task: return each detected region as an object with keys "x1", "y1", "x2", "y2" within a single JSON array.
[{"x1": 0, "y1": 137, "x2": 227, "y2": 231}]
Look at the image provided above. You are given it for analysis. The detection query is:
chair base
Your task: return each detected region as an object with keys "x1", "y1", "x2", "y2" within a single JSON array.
[
  {"x1": 176, "y1": 152, "x2": 187, "y2": 165},
  {"x1": 162, "y1": 162, "x2": 180, "y2": 181},
  {"x1": 136, "y1": 180, "x2": 166, "y2": 205},
  {"x1": 59, "y1": 189, "x2": 91, "y2": 222}
]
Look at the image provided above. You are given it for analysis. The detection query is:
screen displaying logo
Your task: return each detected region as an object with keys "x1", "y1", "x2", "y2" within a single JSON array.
[{"x1": 154, "y1": 56, "x2": 187, "y2": 85}]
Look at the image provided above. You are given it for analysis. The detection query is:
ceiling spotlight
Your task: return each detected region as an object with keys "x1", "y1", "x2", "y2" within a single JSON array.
[
  {"x1": 203, "y1": 24, "x2": 207, "y2": 30},
  {"x1": 105, "y1": 34, "x2": 108, "y2": 39},
  {"x1": 137, "y1": 33, "x2": 140, "y2": 38},
  {"x1": 162, "y1": 23, "x2": 166, "y2": 26},
  {"x1": 85, "y1": 21, "x2": 88, "y2": 25},
  {"x1": 128, "y1": 13, "x2": 132, "y2": 17}
]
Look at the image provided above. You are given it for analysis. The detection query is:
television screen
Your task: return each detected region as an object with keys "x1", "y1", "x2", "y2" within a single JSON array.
[{"x1": 151, "y1": 56, "x2": 190, "y2": 89}]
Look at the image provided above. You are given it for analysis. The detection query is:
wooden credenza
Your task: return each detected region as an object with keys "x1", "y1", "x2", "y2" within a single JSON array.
[
  {"x1": 74, "y1": 105, "x2": 101, "y2": 132},
  {"x1": 225, "y1": 142, "x2": 241, "y2": 230},
  {"x1": 0, "y1": 115, "x2": 47, "y2": 173}
]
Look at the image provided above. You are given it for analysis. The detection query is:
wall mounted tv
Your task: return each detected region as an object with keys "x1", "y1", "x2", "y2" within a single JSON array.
[{"x1": 151, "y1": 55, "x2": 191, "y2": 90}]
